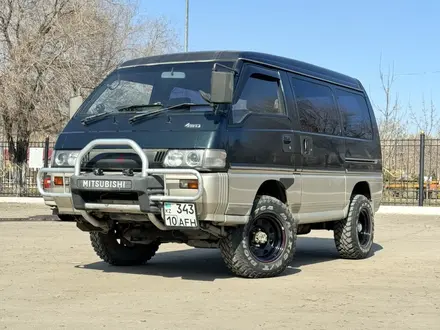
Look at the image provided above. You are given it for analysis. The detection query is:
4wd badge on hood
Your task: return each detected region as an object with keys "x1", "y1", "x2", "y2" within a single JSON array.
[{"x1": 184, "y1": 123, "x2": 201, "y2": 129}]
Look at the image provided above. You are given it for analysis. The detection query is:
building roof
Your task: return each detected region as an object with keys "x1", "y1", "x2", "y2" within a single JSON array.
[{"x1": 120, "y1": 50, "x2": 362, "y2": 90}]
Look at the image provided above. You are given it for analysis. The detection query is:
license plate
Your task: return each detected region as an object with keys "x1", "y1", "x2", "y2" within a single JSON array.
[
  {"x1": 77, "y1": 179, "x2": 132, "y2": 190},
  {"x1": 162, "y1": 202, "x2": 198, "y2": 228}
]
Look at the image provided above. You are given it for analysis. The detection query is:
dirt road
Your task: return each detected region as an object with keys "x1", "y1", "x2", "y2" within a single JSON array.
[{"x1": 1, "y1": 213, "x2": 439, "y2": 329}]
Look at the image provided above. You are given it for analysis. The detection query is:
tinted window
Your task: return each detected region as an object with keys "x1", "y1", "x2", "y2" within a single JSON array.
[
  {"x1": 291, "y1": 77, "x2": 341, "y2": 135},
  {"x1": 232, "y1": 74, "x2": 282, "y2": 123},
  {"x1": 335, "y1": 89, "x2": 373, "y2": 140}
]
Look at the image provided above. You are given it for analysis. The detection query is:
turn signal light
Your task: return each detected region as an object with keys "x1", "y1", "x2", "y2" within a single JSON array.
[
  {"x1": 179, "y1": 179, "x2": 199, "y2": 189},
  {"x1": 54, "y1": 176, "x2": 64, "y2": 186}
]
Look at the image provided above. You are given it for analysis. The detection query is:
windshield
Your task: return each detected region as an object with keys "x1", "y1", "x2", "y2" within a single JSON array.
[{"x1": 76, "y1": 61, "x2": 234, "y2": 117}]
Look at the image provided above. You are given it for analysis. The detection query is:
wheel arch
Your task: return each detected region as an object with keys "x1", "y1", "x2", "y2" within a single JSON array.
[
  {"x1": 342, "y1": 180, "x2": 373, "y2": 219},
  {"x1": 255, "y1": 179, "x2": 287, "y2": 204},
  {"x1": 351, "y1": 181, "x2": 372, "y2": 200}
]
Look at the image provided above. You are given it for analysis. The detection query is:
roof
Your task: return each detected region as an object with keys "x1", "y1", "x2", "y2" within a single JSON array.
[{"x1": 120, "y1": 50, "x2": 362, "y2": 90}]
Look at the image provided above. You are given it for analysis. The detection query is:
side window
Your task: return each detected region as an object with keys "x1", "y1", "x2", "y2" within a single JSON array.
[
  {"x1": 291, "y1": 77, "x2": 341, "y2": 135},
  {"x1": 232, "y1": 74, "x2": 283, "y2": 123},
  {"x1": 335, "y1": 89, "x2": 373, "y2": 140}
]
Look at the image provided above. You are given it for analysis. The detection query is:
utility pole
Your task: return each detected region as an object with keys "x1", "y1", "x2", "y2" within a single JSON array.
[{"x1": 185, "y1": 0, "x2": 189, "y2": 52}]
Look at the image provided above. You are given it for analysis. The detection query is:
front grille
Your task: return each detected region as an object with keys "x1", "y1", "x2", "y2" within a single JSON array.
[
  {"x1": 153, "y1": 150, "x2": 167, "y2": 163},
  {"x1": 80, "y1": 149, "x2": 167, "y2": 171}
]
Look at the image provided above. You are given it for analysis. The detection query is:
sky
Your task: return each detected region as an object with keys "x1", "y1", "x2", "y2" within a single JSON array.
[{"x1": 141, "y1": 0, "x2": 440, "y2": 134}]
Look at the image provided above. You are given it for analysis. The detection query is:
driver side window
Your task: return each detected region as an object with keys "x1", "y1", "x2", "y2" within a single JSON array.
[{"x1": 232, "y1": 74, "x2": 283, "y2": 123}]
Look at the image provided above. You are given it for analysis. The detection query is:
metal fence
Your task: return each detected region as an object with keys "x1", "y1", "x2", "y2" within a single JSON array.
[
  {"x1": 1, "y1": 135, "x2": 439, "y2": 206},
  {"x1": 382, "y1": 133, "x2": 440, "y2": 206},
  {"x1": 0, "y1": 138, "x2": 54, "y2": 197}
]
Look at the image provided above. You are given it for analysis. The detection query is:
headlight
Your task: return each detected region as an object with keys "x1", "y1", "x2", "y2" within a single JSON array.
[
  {"x1": 163, "y1": 149, "x2": 226, "y2": 169},
  {"x1": 52, "y1": 150, "x2": 80, "y2": 167}
]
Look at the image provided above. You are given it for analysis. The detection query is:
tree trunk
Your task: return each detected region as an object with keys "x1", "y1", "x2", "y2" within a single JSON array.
[{"x1": 3, "y1": 112, "x2": 31, "y2": 196}]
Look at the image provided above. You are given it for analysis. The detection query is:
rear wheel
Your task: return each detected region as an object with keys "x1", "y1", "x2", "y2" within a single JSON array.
[
  {"x1": 90, "y1": 228, "x2": 160, "y2": 266},
  {"x1": 219, "y1": 195, "x2": 297, "y2": 278},
  {"x1": 333, "y1": 194, "x2": 374, "y2": 259}
]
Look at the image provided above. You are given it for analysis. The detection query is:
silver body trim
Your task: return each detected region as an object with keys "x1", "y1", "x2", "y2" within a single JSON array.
[{"x1": 225, "y1": 167, "x2": 383, "y2": 224}]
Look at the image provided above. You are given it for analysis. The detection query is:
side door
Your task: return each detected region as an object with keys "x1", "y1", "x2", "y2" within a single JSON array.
[
  {"x1": 227, "y1": 62, "x2": 298, "y2": 170},
  {"x1": 226, "y1": 62, "x2": 300, "y2": 215},
  {"x1": 288, "y1": 74, "x2": 346, "y2": 222}
]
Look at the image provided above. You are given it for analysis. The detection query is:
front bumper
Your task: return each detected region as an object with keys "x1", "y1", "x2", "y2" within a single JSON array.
[{"x1": 36, "y1": 139, "x2": 226, "y2": 230}]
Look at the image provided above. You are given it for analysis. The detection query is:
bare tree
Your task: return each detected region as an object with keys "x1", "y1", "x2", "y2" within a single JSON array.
[
  {"x1": 0, "y1": 0, "x2": 179, "y2": 194},
  {"x1": 408, "y1": 95, "x2": 440, "y2": 138},
  {"x1": 372, "y1": 56, "x2": 408, "y2": 141},
  {"x1": 370, "y1": 56, "x2": 410, "y2": 186},
  {"x1": 0, "y1": 0, "x2": 180, "y2": 145}
]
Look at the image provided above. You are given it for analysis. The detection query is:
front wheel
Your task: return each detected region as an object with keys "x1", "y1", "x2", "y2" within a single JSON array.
[
  {"x1": 333, "y1": 194, "x2": 374, "y2": 259},
  {"x1": 219, "y1": 195, "x2": 297, "y2": 278},
  {"x1": 90, "y1": 229, "x2": 160, "y2": 266}
]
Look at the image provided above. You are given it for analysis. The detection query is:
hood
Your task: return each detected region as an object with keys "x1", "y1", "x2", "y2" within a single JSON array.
[{"x1": 55, "y1": 111, "x2": 226, "y2": 150}]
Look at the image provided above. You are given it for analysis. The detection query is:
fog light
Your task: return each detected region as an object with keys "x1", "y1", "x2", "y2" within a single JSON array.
[{"x1": 179, "y1": 179, "x2": 198, "y2": 189}]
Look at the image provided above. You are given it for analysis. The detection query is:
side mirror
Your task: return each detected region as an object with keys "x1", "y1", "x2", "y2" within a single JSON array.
[
  {"x1": 69, "y1": 95, "x2": 83, "y2": 118},
  {"x1": 210, "y1": 70, "x2": 234, "y2": 104}
]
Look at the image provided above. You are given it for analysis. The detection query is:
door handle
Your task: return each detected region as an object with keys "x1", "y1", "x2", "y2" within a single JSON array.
[{"x1": 302, "y1": 136, "x2": 312, "y2": 155}]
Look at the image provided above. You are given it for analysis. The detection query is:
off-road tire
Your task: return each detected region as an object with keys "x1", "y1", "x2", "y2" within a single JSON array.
[
  {"x1": 219, "y1": 195, "x2": 297, "y2": 278},
  {"x1": 90, "y1": 231, "x2": 160, "y2": 266},
  {"x1": 334, "y1": 194, "x2": 374, "y2": 259}
]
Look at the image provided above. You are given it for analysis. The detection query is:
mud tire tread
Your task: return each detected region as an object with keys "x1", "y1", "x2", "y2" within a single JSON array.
[
  {"x1": 90, "y1": 231, "x2": 160, "y2": 266},
  {"x1": 333, "y1": 194, "x2": 374, "y2": 259},
  {"x1": 219, "y1": 195, "x2": 297, "y2": 278}
]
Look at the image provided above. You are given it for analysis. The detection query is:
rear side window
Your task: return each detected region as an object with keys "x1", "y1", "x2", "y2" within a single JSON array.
[
  {"x1": 291, "y1": 77, "x2": 341, "y2": 135},
  {"x1": 335, "y1": 89, "x2": 373, "y2": 140},
  {"x1": 232, "y1": 74, "x2": 283, "y2": 123}
]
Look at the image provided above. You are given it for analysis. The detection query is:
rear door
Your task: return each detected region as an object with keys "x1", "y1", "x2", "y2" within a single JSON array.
[
  {"x1": 288, "y1": 74, "x2": 346, "y2": 222},
  {"x1": 333, "y1": 86, "x2": 382, "y2": 207}
]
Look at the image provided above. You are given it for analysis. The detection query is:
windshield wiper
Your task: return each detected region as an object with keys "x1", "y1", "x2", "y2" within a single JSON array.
[
  {"x1": 81, "y1": 111, "x2": 117, "y2": 125},
  {"x1": 81, "y1": 103, "x2": 163, "y2": 126},
  {"x1": 128, "y1": 103, "x2": 210, "y2": 124},
  {"x1": 116, "y1": 103, "x2": 163, "y2": 112}
]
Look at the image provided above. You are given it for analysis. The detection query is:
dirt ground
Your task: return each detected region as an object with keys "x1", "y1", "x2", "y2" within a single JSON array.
[
  {"x1": 1, "y1": 213, "x2": 440, "y2": 330},
  {"x1": 0, "y1": 203, "x2": 54, "y2": 220}
]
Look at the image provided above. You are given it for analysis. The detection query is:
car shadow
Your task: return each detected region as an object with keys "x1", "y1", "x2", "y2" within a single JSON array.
[
  {"x1": 75, "y1": 237, "x2": 384, "y2": 282},
  {"x1": 293, "y1": 236, "x2": 383, "y2": 268}
]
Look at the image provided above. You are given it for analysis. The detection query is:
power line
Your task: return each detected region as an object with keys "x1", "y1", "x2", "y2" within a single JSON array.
[{"x1": 394, "y1": 70, "x2": 440, "y2": 76}]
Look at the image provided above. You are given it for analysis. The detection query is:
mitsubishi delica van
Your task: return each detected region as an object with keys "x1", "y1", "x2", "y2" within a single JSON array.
[{"x1": 37, "y1": 51, "x2": 383, "y2": 278}]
